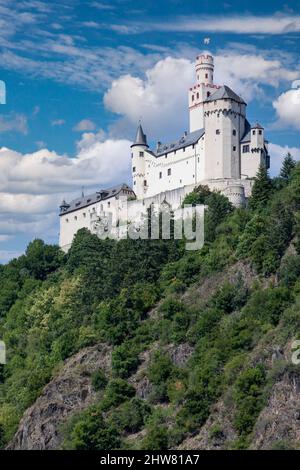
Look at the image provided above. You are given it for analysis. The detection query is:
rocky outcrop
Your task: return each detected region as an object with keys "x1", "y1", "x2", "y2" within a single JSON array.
[
  {"x1": 7, "y1": 344, "x2": 112, "y2": 450},
  {"x1": 250, "y1": 371, "x2": 300, "y2": 449}
]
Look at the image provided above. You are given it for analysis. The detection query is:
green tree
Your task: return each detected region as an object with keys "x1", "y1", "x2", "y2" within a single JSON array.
[
  {"x1": 71, "y1": 407, "x2": 120, "y2": 450},
  {"x1": 249, "y1": 165, "x2": 273, "y2": 210},
  {"x1": 280, "y1": 152, "x2": 296, "y2": 180}
]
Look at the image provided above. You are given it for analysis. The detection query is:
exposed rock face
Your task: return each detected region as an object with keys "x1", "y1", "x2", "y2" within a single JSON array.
[
  {"x1": 250, "y1": 371, "x2": 300, "y2": 449},
  {"x1": 178, "y1": 400, "x2": 237, "y2": 450},
  {"x1": 7, "y1": 344, "x2": 111, "y2": 450}
]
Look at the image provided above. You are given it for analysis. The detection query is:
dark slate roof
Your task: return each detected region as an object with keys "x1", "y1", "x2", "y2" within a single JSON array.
[
  {"x1": 59, "y1": 183, "x2": 134, "y2": 216},
  {"x1": 252, "y1": 122, "x2": 264, "y2": 129},
  {"x1": 241, "y1": 120, "x2": 265, "y2": 143},
  {"x1": 205, "y1": 85, "x2": 246, "y2": 105},
  {"x1": 154, "y1": 128, "x2": 205, "y2": 157},
  {"x1": 241, "y1": 119, "x2": 251, "y2": 143},
  {"x1": 131, "y1": 124, "x2": 148, "y2": 147}
]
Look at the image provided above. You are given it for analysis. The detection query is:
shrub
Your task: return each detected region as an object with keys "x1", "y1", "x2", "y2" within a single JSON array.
[{"x1": 91, "y1": 369, "x2": 107, "y2": 391}]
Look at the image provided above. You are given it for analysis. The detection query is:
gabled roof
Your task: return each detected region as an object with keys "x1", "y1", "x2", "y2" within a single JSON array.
[
  {"x1": 154, "y1": 128, "x2": 205, "y2": 157},
  {"x1": 205, "y1": 85, "x2": 246, "y2": 105},
  {"x1": 131, "y1": 124, "x2": 148, "y2": 147},
  {"x1": 59, "y1": 183, "x2": 134, "y2": 216}
]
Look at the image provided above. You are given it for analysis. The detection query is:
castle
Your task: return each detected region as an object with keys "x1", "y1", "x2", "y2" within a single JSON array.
[{"x1": 59, "y1": 52, "x2": 270, "y2": 252}]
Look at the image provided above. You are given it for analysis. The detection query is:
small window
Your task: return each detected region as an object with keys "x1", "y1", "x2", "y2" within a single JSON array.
[
  {"x1": 134, "y1": 181, "x2": 136, "y2": 185},
  {"x1": 132, "y1": 166, "x2": 136, "y2": 172},
  {"x1": 216, "y1": 129, "x2": 220, "y2": 135},
  {"x1": 233, "y1": 129, "x2": 236, "y2": 136},
  {"x1": 259, "y1": 130, "x2": 262, "y2": 135},
  {"x1": 183, "y1": 147, "x2": 185, "y2": 152},
  {"x1": 205, "y1": 73, "x2": 208, "y2": 79},
  {"x1": 167, "y1": 168, "x2": 171, "y2": 176},
  {"x1": 192, "y1": 95, "x2": 194, "y2": 101},
  {"x1": 207, "y1": 91, "x2": 211, "y2": 97},
  {"x1": 243, "y1": 144, "x2": 250, "y2": 153},
  {"x1": 83, "y1": 213, "x2": 86, "y2": 218},
  {"x1": 252, "y1": 130, "x2": 256, "y2": 135},
  {"x1": 233, "y1": 146, "x2": 236, "y2": 151},
  {"x1": 66, "y1": 218, "x2": 69, "y2": 223},
  {"x1": 159, "y1": 172, "x2": 162, "y2": 179},
  {"x1": 131, "y1": 153, "x2": 133, "y2": 158},
  {"x1": 74, "y1": 216, "x2": 77, "y2": 221},
  {"x1": 144, "y1": 180, "x2": 147, "y2": 187},
  {"x1": 196, "y1": 92, "x2": 199, "y2": 99},
  {"x1": 139, "y1": 151, "x2": 144, "y2": 157},
  {"x1": 108, "y1": 202, "x2": 110, "y2": 207}
]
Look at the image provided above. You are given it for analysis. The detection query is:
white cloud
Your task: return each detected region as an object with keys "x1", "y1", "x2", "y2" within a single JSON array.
[
  {"x1": 273, "y1": 88, "x2": 300, "y2": 130},
  {"x1": 0, "y1": 250, "x2": 23, "y2": 264},
  {"x1": 73, "y1": 119, "x2": 96, "y2": 132},
  {"x1": 0, "y1": 234, "x2": 11, "y2": 242},
  {"x1": 0, "y1": 130, "x2": 131, "y2": 241},
  {"x1": 104, "y1": 53, "x2": 299, "y2": 139},
  {"x1": 51, "y1": 118, "x2": 65, "y2": 126},
  {"x1": 0, "y1": 113, "x2": 28, "y2": 134},
  {"x1": 269, "y1": 142, "x2": 300, "y2": 176},
  {"x1": 115, "y1": 14, "x2": 300, "y2": 35}
]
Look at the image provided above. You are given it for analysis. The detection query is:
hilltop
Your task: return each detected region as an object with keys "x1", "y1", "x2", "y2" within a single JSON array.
[{"x1": 1, "y1": 157, "x2": 300, "y2": 450}]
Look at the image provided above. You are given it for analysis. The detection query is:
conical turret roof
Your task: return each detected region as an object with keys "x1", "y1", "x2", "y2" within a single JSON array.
[{"x1": 131, "y1": 123, "x2": 148, "y2": 147}]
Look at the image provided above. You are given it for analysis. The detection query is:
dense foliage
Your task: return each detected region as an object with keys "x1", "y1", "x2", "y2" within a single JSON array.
[{"x1": 1, "y1": 158, "x2": 300, "y2": 450}]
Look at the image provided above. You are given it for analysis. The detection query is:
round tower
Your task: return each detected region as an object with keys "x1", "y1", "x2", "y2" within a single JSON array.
[
  {"x1": 195, "y1": 54, "x2": 214, "y2": 85},
  {"x1": 189, "y1": 53, "x2": 219, "y2": 132},
  {"x1": 131, "y1": 124, "x2": 149, "y2": 199}
]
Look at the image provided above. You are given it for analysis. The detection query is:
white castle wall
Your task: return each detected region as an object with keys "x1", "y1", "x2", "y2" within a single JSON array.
[{"x1": 132, "y1": 137, "x2": 206, "y2": 199}]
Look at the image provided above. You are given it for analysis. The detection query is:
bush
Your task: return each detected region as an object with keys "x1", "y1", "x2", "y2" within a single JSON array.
[
  {"x1": 101, "y1": 379, "x2": 135, "y2": 411},
  {"x1": 70, "y1": 407, "x2": 120, "y2": 450},
  {"x1": 91, "y1": 369, "x2": 107, "y2": 391}
]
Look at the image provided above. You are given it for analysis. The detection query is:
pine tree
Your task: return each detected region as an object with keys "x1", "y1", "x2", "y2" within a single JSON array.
[
  {"x1": 249, "y1": 165, "x2": 273, "y2": 211},
  {"x1": 280, "y1": 152, "x2": 296, "y2": 180}
]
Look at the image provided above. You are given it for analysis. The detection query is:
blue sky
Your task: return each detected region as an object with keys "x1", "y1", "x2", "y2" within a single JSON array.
[{"x1": 0, "y1": 0, "x2": 300, "y2": 262}]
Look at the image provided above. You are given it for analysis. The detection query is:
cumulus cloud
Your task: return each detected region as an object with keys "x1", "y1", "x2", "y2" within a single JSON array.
[
  {"x1": 73, "y1": 119, "x2": 96, "y2": 132},
  {"x1": 104, "y1": 57, "x2": 193, "y2": 138},
  {"x1": 273, "y1": 87, "x2": 300, "y2": 130},
  {"x1": 0, "y1": 132, "x2": 131, "y2": 242},
  {"x1": 269, "y1": 142, "x2": 300, "y2": 176},
  {"x1": 104, "y1": 52, "x2": 299, "y2": 140}
]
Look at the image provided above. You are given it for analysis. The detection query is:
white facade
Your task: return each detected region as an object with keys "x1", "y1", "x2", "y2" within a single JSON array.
[{"x1": 59, "y1": 52, "x2": 270, "y2": 252}]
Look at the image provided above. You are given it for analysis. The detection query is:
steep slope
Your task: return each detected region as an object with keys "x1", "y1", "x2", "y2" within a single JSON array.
[
  {"x1": 7, "y1": 344, "x2": 111, "y2": 450},
  {"x1": 1, "y1": 162, "x2": 300, "y2": 450}
]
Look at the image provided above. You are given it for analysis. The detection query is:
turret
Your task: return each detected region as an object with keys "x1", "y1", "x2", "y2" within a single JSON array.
[
  {"x1": 189, "y1": 53, "x2": 219, "y2": 132},
  {"x1": 59, "y1": 199, "x2": 70, "y2": 213},
  {"x1": 250, "y1": 123, "x2": 264, "y2": 152},
  {"x1": 131, "y1": 124, "x2": 149, "y2": 199}
]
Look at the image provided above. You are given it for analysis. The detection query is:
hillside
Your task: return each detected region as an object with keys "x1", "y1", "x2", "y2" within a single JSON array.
[{"x1": 1, "y1": 158, "x2": 300, "y2": 450}]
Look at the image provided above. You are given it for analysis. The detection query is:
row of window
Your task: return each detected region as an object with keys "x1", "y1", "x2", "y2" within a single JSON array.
[
  {"x1": 216, "y1": 129, "x2": 237, "y2": 135},
  {"x1": 65, "y1": 202, "x2": 111, "y2": 222},
  {"x1": 191, "y1": 91, "x2": 211, "y2": 101}
]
